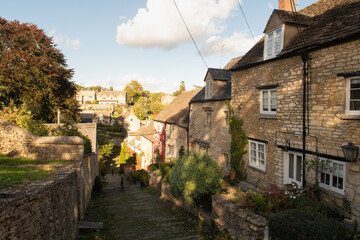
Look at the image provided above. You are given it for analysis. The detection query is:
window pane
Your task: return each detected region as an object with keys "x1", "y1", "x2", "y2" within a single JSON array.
[
  {"x1": 350, "y1": 89, "x2": 360, "y2": 100},
  {"x1": 320, "y1": 172, "x2": 325, "y2": 183},
  {"x1": 338, "y1": 177, "x2": 344, "y2": 190},
  {"x1": 339, "y1": 164, "x2": 344, "y2": 177},
  {"x1": 274, "y1": 29, "x2": 282, "y2": 54},
  {"x1": 289, "y1": 154, "x2": 294, "y2": 179},
  {"x1": 350, "y1": 100, "x2": 360, "y2": 110},
  {"x1": 262, "y1": 91, "x2": 269, "y2": 111},
  {"x1": 296, "y1": 155, "x2": 302, "y2": 182},
  {"x1": 267, "y1": 32, "x2": 273, "y2": 56},
  {"x1": 332, "y1": 176, "x2": 338, "y2": 188},
  {"x1": 351, "y1": 78, "x2": 360, "y2": 89},
  {"x1": 325, "y1": 173, "x2": 330, "y2": 185}
]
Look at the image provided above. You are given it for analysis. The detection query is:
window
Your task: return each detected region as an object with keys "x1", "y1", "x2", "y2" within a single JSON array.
[
  {"x1": 205, "y1": 80, "x2": 213, "y2": 99},
  {"x1": 319, "y1": 159, "x2": 345, "y2": 194},
  {"x1": 264, "y1": 26, "x2": 283, "y2": 60},
  {"x1": 168, "y1": 125, "x2": 172, "y2": 138},
  {"x1": 260, "y1": 89, "x2": 277, "y2": 114},
  {"x1": 346, "y1": 77, "x2": 360, "y2": 115},
  {"x1": 168, "y1": 145, "x2": 173, "y2": 157},
  {"x1": 249, "y1": 140, "x2": 266, "y2": 171},
  {"x1": 205, "y1": 111, "x2": 212, "y2": 126},
  {"x1": 284, "y1": 152, "x2": 302, "y2": 187}
]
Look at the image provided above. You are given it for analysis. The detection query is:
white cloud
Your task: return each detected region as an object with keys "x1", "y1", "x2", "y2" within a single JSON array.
[
  {"x1": 116, "y1": 0, "x2": 237, "y2": 49},
  {"x1": 66, "y1": 39, "x2": 81, "y2": 50},
  {"x1": 201, "y1": 31, "x2": 262, "y2": 56},
  {"x1": 49, "y1": 29, "x2": 80, "y2": 50}
]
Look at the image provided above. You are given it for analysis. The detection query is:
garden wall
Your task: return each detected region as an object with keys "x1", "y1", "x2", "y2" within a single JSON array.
[
  {"x1": 0, "y1": 153, "x2": 98, "y2": 240},
  {"x1": 149, "y1": 171, "x2": 268, "y2": 240},
  {"x1": 0, "y1": 119, "x2": 84, "y2": 161}
]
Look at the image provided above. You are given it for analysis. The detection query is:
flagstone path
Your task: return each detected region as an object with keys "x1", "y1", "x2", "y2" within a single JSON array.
[{"x1": 78, "y1": 174, "x2": 214, "y2": 240}]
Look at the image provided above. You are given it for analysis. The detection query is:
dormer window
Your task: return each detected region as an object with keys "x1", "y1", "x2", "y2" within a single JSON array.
[
  {"x1": 205, "y1": 79, "x2": 213, "y2": 99},
  {"x1": 264, "y1": 26, "x2": 284, "y2": 60}
]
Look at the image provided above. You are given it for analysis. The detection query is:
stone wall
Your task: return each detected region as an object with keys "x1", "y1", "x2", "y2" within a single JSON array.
[
  {"x1": 231, "y1": 39, "x2": 360, "y2": 225},
  {"x1": 0, "y1": 120, "x2": 84, "y2": 161},
  {"x1": 0, "y1": 154, "x2": 98, "y2": 240},
  {"x1": 0, "y1": 170, "x2": 79, "y2": 240},
  {"x1": 45, "y1": 123, "x2": 97, "y2": 154},
  {"x1": 189, "y1": 101, "x2": 231, "y2": 175},
  {"x1": 165, "y1": 124, "x2": 187, "y2": 160}
]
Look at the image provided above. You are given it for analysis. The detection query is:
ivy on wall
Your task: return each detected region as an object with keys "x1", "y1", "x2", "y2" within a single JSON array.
[{"x1": 226, "y1": 100, "x2": 248, "y2": 181}]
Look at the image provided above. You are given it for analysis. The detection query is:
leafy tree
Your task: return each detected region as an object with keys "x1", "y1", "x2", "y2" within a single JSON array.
[
  {"x1": 124, "y1": 80, "x2": 144, "y2": 105},
  {"x1": 133, "y1": 96, "x2": 149, "y2": 120},
  {"x1": 173, "y1": 81, "x2": 186, "y2": 96},
  {"x1": 0, "y1": 17, "x2": 79, "y2": 122},
  {"x1": 119, "y1": 141, "x2": 130, "y2": 164},
  {"x1": 149, "y1": 101, "x2": 164, "y2": 116}
]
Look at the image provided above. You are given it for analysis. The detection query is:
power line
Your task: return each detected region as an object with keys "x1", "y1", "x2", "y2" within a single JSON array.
[
  {"x1": 236, "y1": 0, "x2": 256, "y2": 43},
  {"x1": 172, "y1": 0, "x2": 208, "y2": 69}
]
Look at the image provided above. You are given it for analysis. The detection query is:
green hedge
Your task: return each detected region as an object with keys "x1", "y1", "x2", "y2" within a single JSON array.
[
  {"x1": 268, "y1": 209, "x2": 350, "y2": 240},
  {"x1": 159, "y1": 162, "x2": 174, "y2": 181}
]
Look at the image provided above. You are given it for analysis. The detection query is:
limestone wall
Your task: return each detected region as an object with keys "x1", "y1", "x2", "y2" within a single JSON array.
[
  {"x1": 0, "y1": 170, "x2": 79, "y2": 240},
  {"x1": 0, "y1": 120, "x2": 84, "y2": 161},
  {"x1": 189, "y1": 101, "x2": 231, "y2": 175}
]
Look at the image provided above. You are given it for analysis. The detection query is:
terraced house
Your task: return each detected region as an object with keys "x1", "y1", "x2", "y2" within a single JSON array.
[{"x1": 230, "y1": 0, "x2": 360, "y2": 225}]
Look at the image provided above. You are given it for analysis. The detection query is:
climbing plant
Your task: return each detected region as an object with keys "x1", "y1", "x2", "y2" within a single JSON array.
[{"x1": 226, "y1": 100, "x2": 248, "y2": 181}]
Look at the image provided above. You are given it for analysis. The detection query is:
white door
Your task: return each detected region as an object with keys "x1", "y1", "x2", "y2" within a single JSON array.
[{"x1": 284, "y1": 152, "x2": 303, "y2": 188}]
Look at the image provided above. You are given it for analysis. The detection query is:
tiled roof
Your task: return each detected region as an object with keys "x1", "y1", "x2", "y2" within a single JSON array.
[
  {"x1": 190, "y1": 81, "x2": 231, "y2": 103},
  {"x1": 98, "y1": 91, "x2": 126, "y2": 99},
  {"x1": 231, "y1": 0, "x2": 360, "y2": 71},
  {"x1": 134, "y1": 121, "x2": 154, "y2": 142},
  {"x1": 153, "y1": 90, "x2": 199, "y2": 128},
  {"x1": 206, "y1": 68, "x2": 232, "y2": 81},
  {"x1": 223, "y1": 56, "x2": 242, "y2": 70},
  {"x1": 78, "y1": 90, "x2": 96, "y2": 96}
]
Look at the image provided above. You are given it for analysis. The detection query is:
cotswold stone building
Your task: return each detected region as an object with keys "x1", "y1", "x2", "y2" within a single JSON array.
[
  {"x1": 189, "y1": 68, "x2": 232, "y2": 175},
  {"x1": 231, "y1": 0, "x2": 360, "y2": 225},
  {"x1": 153, "y1": 91, "x2": 199, "y2": 160}
]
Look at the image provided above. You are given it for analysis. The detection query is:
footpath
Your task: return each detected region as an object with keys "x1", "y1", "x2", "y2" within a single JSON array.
[{"x1": 79, "y1": 174, "x2": 212, "y2": 240}]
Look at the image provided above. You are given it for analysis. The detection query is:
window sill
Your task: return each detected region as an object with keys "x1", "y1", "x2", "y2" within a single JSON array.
[
  {"x1": 340, "y1": 115, "x2": 360, "y2": 120},
  {"x1": 248, "y1": 165, "x2": 266, "y2": 174},
  {"x1": 258, "y1": 114, "x2": 277, "y2": 119},
  {"x1": 319, "y1": 186, "x2": 344, "y2": 198}
]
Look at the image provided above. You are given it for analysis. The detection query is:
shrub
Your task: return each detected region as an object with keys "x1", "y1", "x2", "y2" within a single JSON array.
[
  {"x1": 93, "y1": 176, "x2": 102, "y2": 193},
  {"x1": 159, "y1": 162, "x2": 174, "y2": 181},
  {"x1": 149, "y1": 164, "x2": 159, "y2": 172},
  {"x1": 130, "y1": 170, "x2": 141, "y2": 183},
  {"x1": 268, "y1": 209, "x2": 350, "y2": 240},
  {"x1": 169, "y1": 151, "x2": 222, "y2": 209}
]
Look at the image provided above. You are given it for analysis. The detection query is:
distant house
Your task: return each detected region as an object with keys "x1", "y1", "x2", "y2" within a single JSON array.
[
  {"x1": 230, "y1": 0, "x2": 360, "y2": 228},
  {"x1": 189, "y1": 68, "x2": 232, "y2": 175},
  {"x1": 153, "y1": 90, "x2": 199, "y2": 161},
  {"x1": 97, "y1": 91, "x2": 127, "y2": 105},
  {"x1": 76, "y1": 91, "x2": 96, "y2": 104},
  {"x1": 117, "y1": 111, "x2": 141, "y2": 133}
]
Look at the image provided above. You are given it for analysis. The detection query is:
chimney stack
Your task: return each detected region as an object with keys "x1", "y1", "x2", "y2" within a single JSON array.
[{"x1": 279, "y1": 0, "x2": 293, "y2": 11}]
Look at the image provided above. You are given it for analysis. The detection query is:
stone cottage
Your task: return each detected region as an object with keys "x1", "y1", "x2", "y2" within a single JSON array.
[
  {"x1": 97, "y1": 91, "x2": 127, "y2": 105},
  {"x1": 153, "y1": 90, "x2": 199, "y2": 161},
  {"x1": 189, "y1": 68, "x2": 232, "y2": 175},
  {"x1": 76, "y1": 90, "x2": 96, "y2": 104},
  {"x1": 230, "y1": 0, "x2": 360, "y2": 225}
]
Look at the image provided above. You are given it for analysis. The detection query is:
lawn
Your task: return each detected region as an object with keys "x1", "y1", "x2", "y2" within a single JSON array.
[{"x1": 0, "y1": 155, "x2": 68, "y2": 187}]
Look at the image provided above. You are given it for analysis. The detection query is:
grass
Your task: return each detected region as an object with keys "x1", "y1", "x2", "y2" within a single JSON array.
[{"x1": 0, "y1": 154, "x2": 68, "y2": 188}]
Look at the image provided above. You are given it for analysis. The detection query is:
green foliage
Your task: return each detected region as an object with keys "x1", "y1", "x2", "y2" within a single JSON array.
[
  {"x1": 92, "y1": 100, "x2": 99, "y2": 104},
  {"x1": 133, "y1": 96, "x2": 148, "y2": 120},
  {"x1": 129, "y1": 170, "x2": 141, "y2": 183},
  {"x1": 0, "y1": 17, "x2": 79, "y2": 122},
  {"x1": 246, "y1": 191, "x2": 268, "y2": 213},
  {"x1": 49, "y1": 123, "x2": 92, "y2": 154},
  {"x1": 173, "y1": 81, "x2": 186, "y2": 96},
  {"x1": 169, "y1": 151, "x2": 222, "y2": 209},
  {"x1": 226, "y1": 100, "x2": 247, "y2": 181},
  {"x1": 178, "y1": 145, "x2": 185, "y2": 159},
  {"x1": 0, "y1": 103, "x2": 48, "y2": 136},
  {"x1": 149, "y1": 164, "x2": 159, "y2": 172},
  {"x1": 124, "y1": 80, "x2": 144, "y2": 105},
  {"x1": 268, "y1": 209, "x2": 350, "y2": 240},
  {"x1": 159, "y1": 162, "x2": 174, "y2": 181},
  {"x1": 0, "y1": 154, "x2": 67, "y2": 165},
  {"x1": 119, "y1": 142, "x2": 130, "y2": 164}
]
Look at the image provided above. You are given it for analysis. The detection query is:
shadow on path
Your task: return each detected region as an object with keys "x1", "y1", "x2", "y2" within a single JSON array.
[{"x1": 79, "y1": 174, "x2": 212, "y2": 240}]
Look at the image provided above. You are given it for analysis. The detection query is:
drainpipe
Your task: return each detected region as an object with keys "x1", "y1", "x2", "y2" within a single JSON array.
[
  {"x1": 302, "y1": 53, "x2": 308, "y2": 188},
  {"x1": 187, "y1": 103, "x2": 191, "y2": 152}
]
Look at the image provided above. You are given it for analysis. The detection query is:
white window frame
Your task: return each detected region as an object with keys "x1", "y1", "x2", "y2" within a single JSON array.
[
  {"x1": 346, "y1": 77, "x2": 360, "y2": 115},
  {"x1": 249, "y1": 140, "x2": 266, "y2": 171},
  {"x1": 205, "y1": 79, "x2": 213, "y2": 99},
  {"x1": 319, "y1": 158, "x2": 346, "y2": 195},
  {"x1": 283, "y1": 151, "x2": 303, "y2": 188},
  {"x1": 264, "y1": 26, "x2": 284, "y2": 60},
  {"x1": 260, "y1": 89, "x2": 277, "y2": 114},
  {"x1": 168, "y1": 145, "x2": 173, "y2": 157}
]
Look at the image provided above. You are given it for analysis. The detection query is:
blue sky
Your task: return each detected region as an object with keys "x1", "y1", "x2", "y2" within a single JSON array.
[{"x1": 0, "y1": 0, "x2": 317, "y2": 93}]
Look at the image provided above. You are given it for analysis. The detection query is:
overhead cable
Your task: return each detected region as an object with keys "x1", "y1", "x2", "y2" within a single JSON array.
[{"x1": 236, "y1": 0, "x2": 256, "y2": 43}]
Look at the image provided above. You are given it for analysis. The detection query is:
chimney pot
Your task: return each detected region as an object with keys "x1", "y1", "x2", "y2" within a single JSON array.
[{"x1": 279, "y1": 0, "x2": 293, "y2": 11}]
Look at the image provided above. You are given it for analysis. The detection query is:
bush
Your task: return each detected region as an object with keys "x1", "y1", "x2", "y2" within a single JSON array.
[
  {"x1": 268, "y1": 209, "x2": 350, "y2": 240},
  {"x1": 93, "y1": 176, "x2": 102, "y2": 193},
  {"x1": 159, "y1": 162, "x2": 174, "y2": 181},
  {"x1": 169, "y1": 151, "x2": 222, "y2": 209},
  {"x1": 149, "y1": 164, "x2": 159, "y2": 172},
  {"x1": 129, "y1": 170, "x2": 141, "y2": 183}
]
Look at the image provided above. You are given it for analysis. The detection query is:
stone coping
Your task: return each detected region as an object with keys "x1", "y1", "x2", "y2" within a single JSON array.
[{"x1": 35, "y1": 136, "x2": 85, "y2": 145}]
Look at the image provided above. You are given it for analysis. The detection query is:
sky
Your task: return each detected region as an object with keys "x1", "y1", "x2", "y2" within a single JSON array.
[{"x1": 0, "y1": 0, "x2": 317, "y2": 94}]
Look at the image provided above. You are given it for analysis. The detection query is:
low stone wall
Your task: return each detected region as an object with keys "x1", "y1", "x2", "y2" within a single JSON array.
[
  {"x1": 0, "y1": 120, "x2": 84, "y2": 161},
  {"x1": 0, "y1": 154, "x2": 98, "y2": 240},
  {"x1": 0, "y1": 170, "x2": 79, "y2": 240},
  {"x1": 149, "y1": 171, "x2": 269, "y2": 240},
  {"x1": 212, "y1": 194, "x2": 268, "y2": 240}
]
